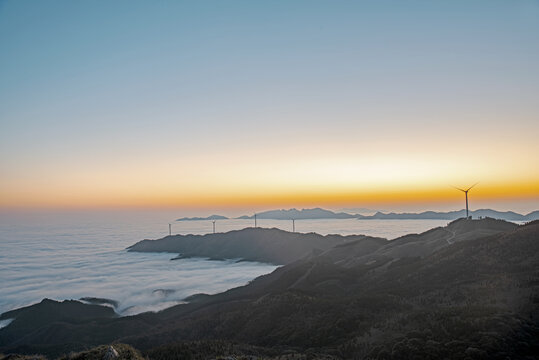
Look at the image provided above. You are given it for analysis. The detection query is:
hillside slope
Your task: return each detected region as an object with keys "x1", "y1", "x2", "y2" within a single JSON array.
[
  {"x1": 127, "y1": 227, "x2": 385, "y2": 264},
  {"x1": 131, "y1": 220, "x2": 538, "y2": 358},
  {"x1": 1, "y1": 220, "x2": 537, "y2": 359}
]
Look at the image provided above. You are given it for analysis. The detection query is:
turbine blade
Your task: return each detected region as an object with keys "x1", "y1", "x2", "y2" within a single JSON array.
[
  {"x1": 467, "y1": 182, "x2": 479, "y2": 191},
  {"x1": 451, "y1": 185, "x2": 466, "y2": 192}
]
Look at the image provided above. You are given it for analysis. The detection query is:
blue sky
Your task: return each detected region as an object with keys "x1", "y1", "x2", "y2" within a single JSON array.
[{"x1": 1, "y1": 0, "x2": 538, "y2": 211}]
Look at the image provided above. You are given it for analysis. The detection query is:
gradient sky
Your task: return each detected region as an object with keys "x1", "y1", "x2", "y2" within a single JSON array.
[{"x1": 1, "y1": 0, "x2": 538, "y2": 214}]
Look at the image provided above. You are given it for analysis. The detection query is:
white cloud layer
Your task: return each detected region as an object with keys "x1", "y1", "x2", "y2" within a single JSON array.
[{"x1": 0, "y1": 211, "x2": 448, "y2": 316}]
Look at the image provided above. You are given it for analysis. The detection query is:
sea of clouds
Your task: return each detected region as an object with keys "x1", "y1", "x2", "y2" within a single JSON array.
[
  {"x1": 0, "y1": 249, "x2": 277, "y2": 316},
  {"x1": 0, "y1": 211, "x2": 278, "y2": 316},
  {"x1": 0, "y1": 210, "x2": 448, "y2": 318}
]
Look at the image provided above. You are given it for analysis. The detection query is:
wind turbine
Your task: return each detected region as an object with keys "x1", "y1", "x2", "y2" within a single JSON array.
[
  {"x1": 454, "y1": 183, "x2": 478, "y2": 219},
  {"x1": 212, "y1": 220, "x2": 216, "y2": 234}
]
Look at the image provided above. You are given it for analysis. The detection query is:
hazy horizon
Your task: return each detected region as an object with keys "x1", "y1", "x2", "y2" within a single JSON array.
[{"x1": 1, "y1": 202, "x2": 537, "y2": 221}]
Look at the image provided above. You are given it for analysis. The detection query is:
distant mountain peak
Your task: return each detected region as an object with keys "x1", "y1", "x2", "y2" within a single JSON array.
[
  {"x1": 238, "y1": 208, "x2": 357, "y2": 220},
  {"x1": 177, "y1": 208, "x2": 538, "y2": 222},
  {"x1": 176, "y1": 215, "x2": 228, "y2": 221}
]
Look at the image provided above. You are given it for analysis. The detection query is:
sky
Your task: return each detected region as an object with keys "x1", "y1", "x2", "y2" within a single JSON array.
[{"x1": 1, "y1": 0, "x2": 538, "y2": 214}]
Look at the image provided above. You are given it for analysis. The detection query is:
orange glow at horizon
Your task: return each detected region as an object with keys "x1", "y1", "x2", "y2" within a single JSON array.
[
  {"x1": 2, "y1": 178, "x2": 537, "y2": 211},
  {"x1": 2, "y1": 1, "x2": 539, "y2": 215},
  {"x1": 2, "y1": 132, "x2": 538, "y2": 212}
]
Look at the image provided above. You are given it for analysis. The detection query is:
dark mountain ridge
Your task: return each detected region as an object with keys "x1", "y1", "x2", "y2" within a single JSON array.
[
  {"x1": 1, "y1": 219, "x2": 537, "y2": 359},
  {"x1": 175, "y1": 207, "x2": 538, "y2": 222},
  {"x1": 358, "y1": 208, "x2": 538, "y2": 221},
  {"x1": 127, "y1": 227, "x2": 385, "y2": 264}
]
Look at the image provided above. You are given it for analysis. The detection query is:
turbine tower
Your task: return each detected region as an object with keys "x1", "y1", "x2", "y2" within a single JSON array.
[{"x1": 455, "y1": 183, "x2": 478, "y2": 219}]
